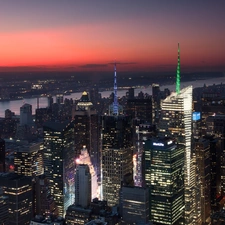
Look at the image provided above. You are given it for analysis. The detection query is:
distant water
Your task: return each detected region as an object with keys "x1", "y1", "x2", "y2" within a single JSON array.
[{"x1": 0, "y1": 76, "x2": 224, "y2": 117}]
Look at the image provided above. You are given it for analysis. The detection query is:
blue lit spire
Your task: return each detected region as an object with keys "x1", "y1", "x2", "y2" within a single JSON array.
[{"x1": 113, "y1": 62, "x2": 119, "y2": 115}]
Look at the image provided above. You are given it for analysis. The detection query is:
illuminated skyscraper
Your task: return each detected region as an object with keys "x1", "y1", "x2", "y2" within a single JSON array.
[
  {"x1": 34, "y1": 174, "x2": 58, "y2": 216},
  {"x1": 101, "y1": 64, "x2": 133, "y2": 206},
  {"x1": 0, "y1": 187, "x2": 8, "y2": 225},
  {"x1": 152, "y1": 83, "x2": 161, "y2": 124},
  {"x1": 14, "y1": 142, "x2": 44, "y2": 177},
  {"x1": 43, "y1": 121, "x2": 75, "y2": 217},
  {"x1": 101, "y1": 115, "x2": 133, "y2": 206},
  {"x1": 159, "y1": 44, "x2": 198, "y2": 225},
  {"x1": 195, "y1": 138, "x2": 211, "y2": 224},
  {"x1": 144, "y1": 138, "x2": 184, "y2": 225},
  {"x1": 0, "y1": 173, "x2": 33, "y2": 225},
  {"x1": 159, "y1": 86, "x2": 196, "y2": 224},
  {"x1": 73, "y1": 91, "x2": 100, "y2": 178},
  {"x1": 76, "y1": 146, "x2": 99, "y2": 199}
]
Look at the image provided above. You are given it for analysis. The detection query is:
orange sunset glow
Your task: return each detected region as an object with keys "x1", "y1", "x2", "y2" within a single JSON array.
[{"x1": 0, "y1": 1, "x2": 225, "y2": 72}]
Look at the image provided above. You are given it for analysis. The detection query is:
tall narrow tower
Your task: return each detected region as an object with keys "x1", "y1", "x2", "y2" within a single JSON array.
[
  {"x1": 176, "y1": 43, "x2": 180, "y2": 94},
  {"x1": 113, "y1": 62, "x2": 118, "y2": 115}
]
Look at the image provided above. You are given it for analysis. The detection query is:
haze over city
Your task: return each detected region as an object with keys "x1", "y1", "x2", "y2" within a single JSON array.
[{"x1": 0, "y1": 0, "x2": 225, "y2": 73}]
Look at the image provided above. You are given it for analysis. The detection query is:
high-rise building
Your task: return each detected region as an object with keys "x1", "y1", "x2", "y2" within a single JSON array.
[
  {"x1": 0, "y1": 138, "x2": 5, "y2": 172},
  {"x1": 0, "y1": 173, "x2": 33, "y2": 225},
  {"x1": 158, "y1": 44, "x2": 198, "y2": 225},
  {"x1": 194, "y1": 138, "x2": 211, "y2": 224},
  {"x1": 204, "y1": 135, "x2": 222, "y2": 211},
  {"x1": 120, "y1": 186, "x2": 149, "y2": 224},
  {"x1": 206, "y1": 115, "x2": 225, "y2": 196},
  {"x1": 126, "y1": 98, "x2": 152, "y2": 122},
  {"x1": 152, "y1": 83, "x2": 161, "y2": 124},
  {"x1": 144, "y1": 139, "x2": 184, "y2": 225},
  {"x1": 101, "y1": 115, "x2": 133, "y2": 206},
  {"x1": 133, "y1": 121, "x2": 155, "y2": 187},
  {"x1": 159, "y1": 86, "x2": 197, "y2": 224},
  {"x1": 76, "y1": 146, "x2": 99, "y2": 200},
  {"x1": 0, "y1": 187, "x2": 8, "y2": 225},
  {"x1": 56, "y1": 94, "x2": 64, "y2": 104},
  {"x1": 14, "y1": 142, "x2": 44, "y2": 177},
  {"x1": 34, "y1": 174, "x2": 58, "y2": 216},
  {"x1": 75, "y1": 164, "x2": 91, "y2": 208},
  {"x1": 126, "y1": 87, "x2": 135, "y2": 99},
  {"x1": 101, "y1": 63, "x2": 133, "y2": 206},
  {"x1": 73, "y1": 91, "x2": 100, "y2": 178},
  {"x1": 20, "y1": 103, "x2": 32, "y2": 126},
  {"x1": 43, "y1": 121, "x2": 75, "y2": 217}
]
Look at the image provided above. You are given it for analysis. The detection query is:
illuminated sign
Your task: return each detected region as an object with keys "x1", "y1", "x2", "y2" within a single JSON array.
[
  {"x1": 153, "y1": 142, "x2": 164, "y2": 147},
  {"x1": 193, "y1": 112, "x2": 201, "y2": 121}
]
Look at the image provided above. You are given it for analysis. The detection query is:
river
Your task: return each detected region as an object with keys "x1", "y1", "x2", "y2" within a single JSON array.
[{"x1": 0, "y1": 76, "x2": 224, "y2": 117}]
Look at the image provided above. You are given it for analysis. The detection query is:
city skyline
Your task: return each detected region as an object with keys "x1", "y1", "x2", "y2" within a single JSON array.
[{"x1": 0, "y1": 0, "x2": 225, "y2": 73}]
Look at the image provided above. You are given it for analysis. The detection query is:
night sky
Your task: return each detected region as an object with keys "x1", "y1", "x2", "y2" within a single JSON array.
[{"x1": 0, "y1": 0, "x2": 225, "y2": 73}]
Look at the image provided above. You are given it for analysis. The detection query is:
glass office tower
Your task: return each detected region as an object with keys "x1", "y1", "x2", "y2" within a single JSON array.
[
  {"x1": 159, "y1": 86, "x2": 199, "y2": 225},
  {"x1": 144, "y1": 139, "x2": 184, "y2": 225},
  {"x1": 43, "y1": 121, "x2": 75, "y2": 216},
  {"x1": 101, "y1": 115, "x2": 133, "y2": 206}
]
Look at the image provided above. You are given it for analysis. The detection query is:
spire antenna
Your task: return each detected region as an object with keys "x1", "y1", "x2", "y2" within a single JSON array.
[
  {"x1": 176, "y1": 43, "x2": 180, "y2": 94},
  {"x1": 113, "y1": 62, "x2": 119, "y2": 115}
]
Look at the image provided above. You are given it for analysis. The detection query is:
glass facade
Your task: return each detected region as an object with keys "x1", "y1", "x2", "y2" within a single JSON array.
[
  {"x1": 159, "y1": 86, "x2": 198, "y2": 225},
  {"x1": 43, "y1": 121, "x2": 75, "y2": 217},
  {"x1": 101, "y1": 115, "x2": 133, "y2": 206},
  {"x1": 145, "y1": 139, "x2": 184, "y2": 225}
]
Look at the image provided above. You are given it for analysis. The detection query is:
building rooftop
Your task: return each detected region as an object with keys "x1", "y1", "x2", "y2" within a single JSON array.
[
  {"x1": 0, "y1": 172, "x2": 29, "y2": 181},
  {"x1": 31, "y1": 215, "x2": 64, "y2": 224},
  {"x1": 43, "y1": 121, "x2": 71, "y2": 132}
]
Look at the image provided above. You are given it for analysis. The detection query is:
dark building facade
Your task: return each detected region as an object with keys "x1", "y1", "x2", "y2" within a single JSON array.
[{"x1": 0, "y1": 138, "x2": 5, "y2": 172}]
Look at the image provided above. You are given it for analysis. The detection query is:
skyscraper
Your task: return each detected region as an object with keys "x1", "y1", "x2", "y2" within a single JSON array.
[
  {"x1": 101, "y1": 115, "x2": 133, "y2": 206},
  {"x1": 0, "y1": 173, "x2": 33, "y2": 225},
  {"x1": 14, "y1": 142, "x2": 44, "y2": 177},
  {"x1": 0, "y1": 138, "x2": 5, "y2": 172},
  {"x1": 43, "y1": 121, "x2": 75, "y2": 216},
  {"x1": 73, "y1": 91, "x2": 100, "y2": 178},
  {"x1": 195, "y1": 138, "x2": 211, "y2": 224},
  {"x1": 34, "y1": 174, "x2": 58, "y2": 216},
  {"x1": 159, "y1": 44, "x2": 198, "y2": 225},
  {"x1": 75, "y1": 164, "x2": 91, "y2": 208},
  {"x1": 20, "y1": 103, "x2": 32, "y2": 126},
  {"x1": 152, "y1": 83, "x2": 161, "y2": 124},
  {"x1": 120, "y1": 186, "x2": 149, "y2": 224},
  {"x1": 0, "y1": 187, "x2": 8, "y2": 225},
  {"x1": 101, "y1": 64, "x2": 133, "y2": 206},
  {"x1": 144, "y1": 139, "x2": 185, "y2": 225}
]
